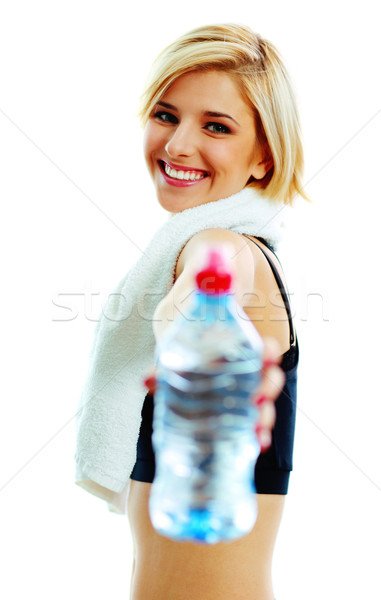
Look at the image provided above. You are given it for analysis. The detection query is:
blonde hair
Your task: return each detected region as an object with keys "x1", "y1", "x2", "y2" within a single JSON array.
[{"x1": 139, "y1": 24, "x2": 309, "y2": 205}]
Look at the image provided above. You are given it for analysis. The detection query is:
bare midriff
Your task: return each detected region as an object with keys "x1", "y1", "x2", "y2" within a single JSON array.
[{"x1": 127, "y1": 480, "x2": 285, "y2": 600}]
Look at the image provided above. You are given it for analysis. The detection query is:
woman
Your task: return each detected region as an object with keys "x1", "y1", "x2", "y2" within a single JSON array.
[{"x1": 75, "y1": 23, "x2": 308, "y2": 600}]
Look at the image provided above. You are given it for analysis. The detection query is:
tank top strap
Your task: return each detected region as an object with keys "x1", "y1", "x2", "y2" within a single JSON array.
[{"x1": 241, "y1": 234, "x2": 296, "y2": 348}]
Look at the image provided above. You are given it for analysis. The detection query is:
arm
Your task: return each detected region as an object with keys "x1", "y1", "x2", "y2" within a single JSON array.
[
  {"x1": 149, "y1": 227, "x2": 285, "y2": 451},
  {"x1": 152, "y1": 228, "x2": 255, "y2": 342}
]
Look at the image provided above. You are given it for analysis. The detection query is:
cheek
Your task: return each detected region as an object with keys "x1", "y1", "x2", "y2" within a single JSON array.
[
  {"x1": 204, "y1": 143, "x2": 235, "y2": 173},
  {"x1": 207, "y1": 143, "x2": 253, "y2": 181},
  {"x1": 143, "y1": 123, "x2": 161, "y2": 165}
]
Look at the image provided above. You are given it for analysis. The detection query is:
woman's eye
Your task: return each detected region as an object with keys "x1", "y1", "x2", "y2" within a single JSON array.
[
  {"x1": 153, "y1": 111, "x2": 178, "y2": 124},
  {"x1": 205, "y1": 122, "x2": 231, "y2": 134}
]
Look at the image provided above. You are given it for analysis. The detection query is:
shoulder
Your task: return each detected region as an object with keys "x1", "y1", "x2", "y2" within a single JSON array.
[{"x1": 175, "y1": 228, "x2": 256, "y2": 282}]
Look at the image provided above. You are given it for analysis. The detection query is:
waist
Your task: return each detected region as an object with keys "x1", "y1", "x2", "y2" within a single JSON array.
[{"x1": 127, "y1": 479, "x2": 283, "y2": 600}]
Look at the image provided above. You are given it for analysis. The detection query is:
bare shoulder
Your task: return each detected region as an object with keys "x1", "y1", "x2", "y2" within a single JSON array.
[
  {"x1": 175, "y1": 228, "x2": 255, "y2": 282},
  {"x1": 171, "y1": 228, "x2": 291, "y2": 355}
]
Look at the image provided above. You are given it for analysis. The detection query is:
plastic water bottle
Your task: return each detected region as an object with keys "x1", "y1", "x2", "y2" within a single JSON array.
[{"x1": 149, "y1": 244, "x2": 264, "y2": 544}]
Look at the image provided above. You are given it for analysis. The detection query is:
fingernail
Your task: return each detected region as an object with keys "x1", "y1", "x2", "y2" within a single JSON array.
[
  {"x1": 262, "y1": 358, "x2": 278, "y2": 370},
  {"x1": 260, "y1": 433, "x2": 272, "y2": 451},
  {"x1": 255, "y1": 423, "x2": 265, "y2": 435},
  {"x1": 255, "y1": 424, "x2": 272, "y2": 451},
  {"x1": 254, "y1": 394, "x2": 268, "y2": 406},
  {"x1": 143, "y1": 376, "x2": 155, "y2": 389}
]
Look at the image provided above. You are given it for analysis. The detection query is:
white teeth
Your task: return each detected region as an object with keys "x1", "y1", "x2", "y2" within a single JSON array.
[{"x1": 163, "y1": 162, "x2": 205, "y2": 181}]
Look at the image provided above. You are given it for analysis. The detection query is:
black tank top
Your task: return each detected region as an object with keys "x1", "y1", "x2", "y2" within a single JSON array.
[{"x1": 241, "y1": 234, "x2": 298, "y2": 372}]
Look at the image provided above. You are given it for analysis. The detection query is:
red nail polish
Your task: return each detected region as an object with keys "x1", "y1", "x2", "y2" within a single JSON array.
[
  {"x1": 255, "y1": 394, "x2": 268, "y2": 406},
  {"x1": 260, "y1": 440, "x2": 271, "y2": 452},
  {"x1": 143, "y1": 376, "x2": 155, "y2": 389},
  {"x1": 255, "y1": 424, "x2": 271, "y2": 451},
  {"x1": 263, "y1": 358, "x2": 278, "y2": 370}
]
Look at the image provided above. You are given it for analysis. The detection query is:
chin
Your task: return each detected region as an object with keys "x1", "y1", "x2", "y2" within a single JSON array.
[{"x1": 156, "y1": 191, "x2": 202, "y2": 213}]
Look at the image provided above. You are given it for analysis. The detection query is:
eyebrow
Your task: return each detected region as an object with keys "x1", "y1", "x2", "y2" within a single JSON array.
[{"x1": 156, "y1": 102, "x2": 240, "y2": 126}]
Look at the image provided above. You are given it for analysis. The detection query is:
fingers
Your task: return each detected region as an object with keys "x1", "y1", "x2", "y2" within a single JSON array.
[
  {"x1": 143, "y1": 368, "x2": 157, "y2": 393},
  {"x1": 252, "y1": 336, "x2": 286, "y2": 452},
  {"x1": 256, "y1": 336, "x2": 285, "y2": 402},
  {"x1": 256, "y1": 398, "x2": 276, "y2": 430},
  {"x1": 255, "y1": 401, "x2": 276, "y2": 451},
  {"x1": 261, "y1": 335, "x2": 282, "y2": 366},
  {"x1": 258, "y1": 364, "x2": 285, "y2": 402},
  {"x1": 144, "y1": 337, "x2": 285, "y2": 455}
]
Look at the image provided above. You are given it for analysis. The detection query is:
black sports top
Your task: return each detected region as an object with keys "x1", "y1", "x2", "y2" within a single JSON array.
[
  {"x1": 130, "y1": 235, "x2": 299, "y2": 494},
  {"x1": 242, "y1": 235, "x2": 298, "y2": 372}
]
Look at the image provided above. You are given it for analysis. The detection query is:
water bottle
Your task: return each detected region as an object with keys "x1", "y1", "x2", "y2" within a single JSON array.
[{"x1": 149, "y1": 244, "x2": 264, "y2": 544}]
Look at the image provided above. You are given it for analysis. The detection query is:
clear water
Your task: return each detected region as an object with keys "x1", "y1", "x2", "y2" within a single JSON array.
[
  {"x1": 149, "y1": 291, "x2": 263, "y2": 544},
  {"x1": 149, "y1": 370, "x2": 261, "y2": 543}
]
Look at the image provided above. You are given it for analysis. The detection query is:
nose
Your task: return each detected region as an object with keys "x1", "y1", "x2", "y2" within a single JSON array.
[{"x1": 165, "y1": 120, "x2": 196, "y2": 159}]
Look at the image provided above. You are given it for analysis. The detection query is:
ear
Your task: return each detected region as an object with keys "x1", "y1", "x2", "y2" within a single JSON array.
[{"x1": 250, "y1": 144, "x2": 274, "y2": 180}]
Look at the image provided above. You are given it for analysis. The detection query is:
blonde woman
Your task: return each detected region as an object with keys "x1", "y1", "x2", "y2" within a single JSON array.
[{"x1": 75, "y1": 23, "x2": 308, "y2": 600}]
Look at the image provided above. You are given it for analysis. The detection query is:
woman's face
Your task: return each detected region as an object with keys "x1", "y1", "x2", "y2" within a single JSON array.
[{"x1": 143, "y1": 70, "x2": 269, "y2": 213}]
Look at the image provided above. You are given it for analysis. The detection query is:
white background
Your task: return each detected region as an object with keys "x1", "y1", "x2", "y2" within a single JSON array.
[{"x1": 1, "y1": 1, "x2": 380, "y2": 598}]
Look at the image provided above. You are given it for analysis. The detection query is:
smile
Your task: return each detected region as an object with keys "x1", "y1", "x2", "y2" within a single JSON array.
[{"x1": 158, "y1": 160, "x2": 209, "y2": 187}]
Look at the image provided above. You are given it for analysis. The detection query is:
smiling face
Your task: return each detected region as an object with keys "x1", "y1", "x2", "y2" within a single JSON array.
[{"x1": 143, "y1": 70, "x2": 271, "y2": 213}]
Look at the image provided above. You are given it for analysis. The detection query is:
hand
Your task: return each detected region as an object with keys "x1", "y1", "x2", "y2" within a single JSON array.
[
  {"x1": 251, "y1": 336, "x2": 285, "y2": 452},
  {"x1": 143, "y1": 335, "x2": 285, "y2": 454}
]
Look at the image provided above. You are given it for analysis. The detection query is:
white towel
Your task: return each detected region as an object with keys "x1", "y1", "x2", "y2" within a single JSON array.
[{"x1": 74, "y1": 187, "x2": 288, "y2": 513}]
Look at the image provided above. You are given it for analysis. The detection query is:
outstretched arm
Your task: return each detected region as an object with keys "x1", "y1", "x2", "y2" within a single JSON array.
[{"x1": 149, "y1": 228, "x2": 285, "y2": 451}]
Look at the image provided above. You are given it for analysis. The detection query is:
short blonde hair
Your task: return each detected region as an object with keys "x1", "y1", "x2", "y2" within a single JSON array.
[{"x1": 139, "y1": 24, "x2": 309, "y2": 205}]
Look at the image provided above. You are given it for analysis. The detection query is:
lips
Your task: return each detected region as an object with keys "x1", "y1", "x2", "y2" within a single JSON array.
[{"x1": 158, "y1": 160, "x2": 209, "y2": 187}]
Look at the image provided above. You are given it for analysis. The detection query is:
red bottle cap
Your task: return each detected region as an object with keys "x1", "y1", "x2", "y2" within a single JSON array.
[{"x1": 195, "y1": 248, "x2": 232, "y2": 294}]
